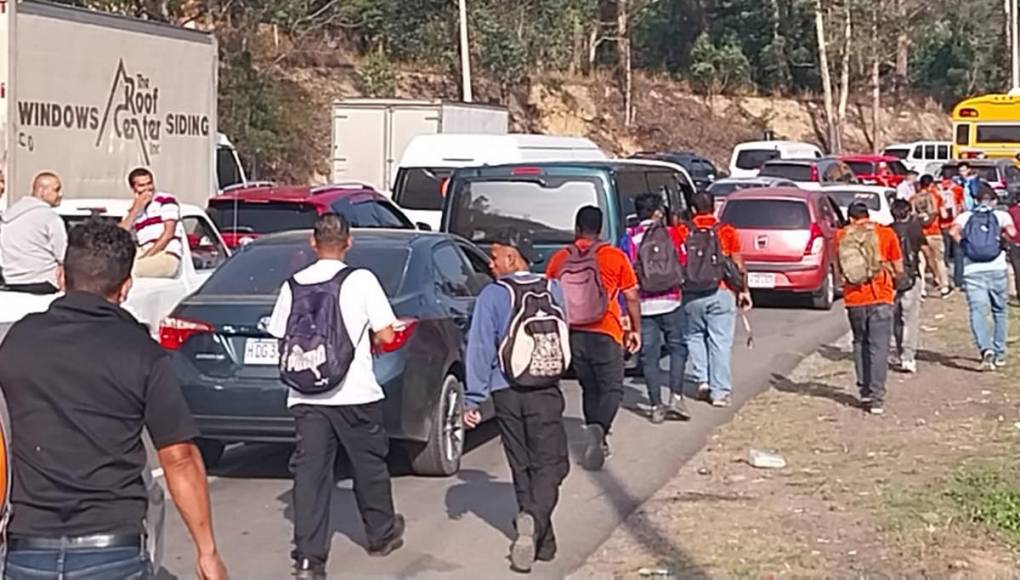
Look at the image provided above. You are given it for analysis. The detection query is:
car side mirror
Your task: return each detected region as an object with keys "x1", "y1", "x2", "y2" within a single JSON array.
[{"x1": 416, "y1": 222, "x2": 432, "y2": 231}]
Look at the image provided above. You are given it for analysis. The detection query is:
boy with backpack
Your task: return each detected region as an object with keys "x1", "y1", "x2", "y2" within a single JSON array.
[
  {"x1": 546, "y1": 206, "x2": 641, "y2": 471},
  {"x1": 619, "y1": 194, "x2": 691, "y2": 424},
  {"x1": 835, "y1": 201, "x2": 903, "y2": 414},
  {"x1": 462, "y1": 230, "x2": 570, "y2": 574},
  {"x1": 267, "y1": 213, "x2": 405, "y2": 579},
  {"x1": 912, "y1": 174, "x2": 950, "y2": 297},
  {"x1": 676, "y1": 193, "x2": 752, "y2": 408},
  {"x1": 950, "y1": 187, "x2": 1017, "y2": 370},
  {"x1": 890, "y1": 199, "x2": 934, "y2": 373}
]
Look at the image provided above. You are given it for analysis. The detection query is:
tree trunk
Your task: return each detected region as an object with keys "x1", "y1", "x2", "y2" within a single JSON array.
[
  {"x1": 586, "y1": 23, "x2": 599, "y2": 76},
  {"x1": 871, "y1": 0, "x2": 881, "y2": 153},
  {"x1": 617, "y1": 0, "x2": 634, "y2": 126},
  {"x1": 815, "y1": 0, "x2": 837, "y2": 152},
  {"x1": 836, "y1": 1, "x2": 851, "y2": 153},
  {"x1": 893, "y1": 0, "x2": 909, "y2": 97}
]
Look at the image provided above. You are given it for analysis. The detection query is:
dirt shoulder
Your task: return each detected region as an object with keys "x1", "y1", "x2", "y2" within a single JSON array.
[{"x1": 574, "y1": 293, "x2": 1020, "y2": 578}]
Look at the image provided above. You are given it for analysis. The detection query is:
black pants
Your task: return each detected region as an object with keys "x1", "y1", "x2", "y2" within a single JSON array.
[
  {"x1": 569, "y1": 331, "x2": 625, "y2": 436},
  {"x1": 493, "y1": 386, "x2": 569, "y2": 559},
  {"x1": 847, "y1": 304, "x2": 894, "y2": 403},
  {"x1": 290, "y1": 402, "x2": 397, "y2": 565},
  {"x1": 3, "y1": 282, "x2": 58, "y2": 295},
  {"x1": 1009, "y1": 244, "x2": 1020, "y2": 300}
]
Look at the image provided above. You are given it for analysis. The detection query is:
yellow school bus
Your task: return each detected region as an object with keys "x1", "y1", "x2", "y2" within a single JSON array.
[{"x1": 952, "y1": 92, "x2": 1020, "y2": 160}]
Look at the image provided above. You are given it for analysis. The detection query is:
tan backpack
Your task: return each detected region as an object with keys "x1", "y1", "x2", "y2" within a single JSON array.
[{"x1": 838, "y1": 224, "x2": 882, "y2": 285}]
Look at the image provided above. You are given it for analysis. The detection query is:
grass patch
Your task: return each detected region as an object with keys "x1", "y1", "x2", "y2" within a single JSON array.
[{"x1": 948, "y1": 462, "x2": 1020, "y2": 548}]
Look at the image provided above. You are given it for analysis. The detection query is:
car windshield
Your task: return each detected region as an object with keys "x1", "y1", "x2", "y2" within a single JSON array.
[
  {"x1": 758, "y1": 163, "x2": 814, "y2": 182},
  {"x1": 721, "y1": 199, "x2": 811, "y2": 229},
  {"x1": 393, "y1": 167, "x2": 455, "y2": 211},
  {"x1": 735, "y1": 149, "x2": 779, "y2": 170},
  {"x1": 883, "y1": 148, "x2": 909, "y2": 160},
  {"x1": 207, "y1": 202, "x2": 318, "y2": 234},
  {"x1": 199, "y1": 241, "x2": 409, "y2": 297},
  {"x1": 447, "y1": 177, "x2": 605, "y2": 244},
  {"x1": 940, "y1": 165, "x2": 1000, "y2": 182},
  {"x1": 827, "y1": 190, "x2": 881, "y2": 211},
  {"x1": 707, "y1": 181, "x2": 765, "y2": 197}
]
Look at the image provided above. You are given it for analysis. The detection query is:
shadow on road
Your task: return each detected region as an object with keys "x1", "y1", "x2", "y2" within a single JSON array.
[
  {"x1": 444, "y1": 469, "x2": 517, "y2": 540},
  {"x1": 917, "y1": 348, "x2": 980, "y2": 372},
  {"x1": 769, "y1": 371, "x2": 861, "y2": 409}
]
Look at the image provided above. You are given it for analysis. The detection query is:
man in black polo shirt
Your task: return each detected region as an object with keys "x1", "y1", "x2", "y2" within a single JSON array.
[{"x1": 0, "y1": 221, "x2": 227, "y2": 579}]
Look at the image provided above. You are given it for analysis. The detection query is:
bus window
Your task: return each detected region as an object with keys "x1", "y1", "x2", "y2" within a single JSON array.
[
  {"x1": 956, "y1": 125, "x2": 969, "y2": 145},
  {"x1": 976, "y1": 124, "x2": 1020, "y2": 143}
]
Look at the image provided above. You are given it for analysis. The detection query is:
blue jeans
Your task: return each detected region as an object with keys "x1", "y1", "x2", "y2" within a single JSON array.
[
  {"x1": 640, "y1": 306, "x2": 687, "y2": 406},
  {"x1": 683, "y1": 289, "x2": 736, "y2": 400},
  {"x1": 5, "y1": 544, "x2": 151, "y2": 579},
  {"x1": 963, "y1": 269, "x2": 1009, "y2": 357}
]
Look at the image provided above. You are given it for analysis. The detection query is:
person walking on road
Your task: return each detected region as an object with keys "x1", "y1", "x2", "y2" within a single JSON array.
[
  {"x1": 890, "y1": 199, "x2": 934, "y2": 374},
  {"x1": 950, "y1": 187, "x2": 1017, "y2": 370},
  {"x1": 937, "y1": 174, "x2": 965, "y2": 291},
  {"x1": 267, "y1": 213, "x2": 405, "y2": 579},
  {"x1": 0, "y1": 220, "x2": 227, "y2": 580},
  {"x1": 835, "y1": 201, "x2": 903, "y2": 414},
  {"x1": 462, "y1": 230, "x2": 571, "y2": 574},
  {"x1": 0, "y1": 171, "x2": 67, "y2": 294},
  {"x1": 676, "y1": 193, "x2": 752, "y2": 408},
  {"x1": 1006, "y1": 195, "x2": 1020, "y2": 304},
  {"x1": 118, "y1": 168, "x2": 185, "y2": 279},
  {"x1": 546, "y1": 206, "x2": 641, "y2": 471},
  {"x1": 912, "y1": 174, "x2": 949, "y2": 298},
  {"x1": 619, "y1": 194, "x2": 691, "y2": 423}
]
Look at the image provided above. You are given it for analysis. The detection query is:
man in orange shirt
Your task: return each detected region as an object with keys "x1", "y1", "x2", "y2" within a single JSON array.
[
  {"x1": 937, "y1": 174, "x2": 965, "y2": 289},
  {"x1": 835, "y1": 201, "x2": 904, "y2": 415},
  {"x1": 546, "y1": 206, "x2": 641, "y2": 471},
  {"x1": 912, "y1": 174, "x2": 949, "y2": 296},
  {"x1": 676, "y1": 193, "x2": 752, "y2": 408}
]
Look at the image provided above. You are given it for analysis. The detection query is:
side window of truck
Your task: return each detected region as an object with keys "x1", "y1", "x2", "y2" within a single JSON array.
[{"x1": 181, "y1": 216, "x2": 229, "y2": 272}]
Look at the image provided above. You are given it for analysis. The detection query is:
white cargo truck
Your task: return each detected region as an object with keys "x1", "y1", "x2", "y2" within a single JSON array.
[
  {"x1": 0, "y1": 0, "x2": 246, "y2": 211},
  {"x1": 330, "y1": 99, "x2": 508, "y2": 192}
]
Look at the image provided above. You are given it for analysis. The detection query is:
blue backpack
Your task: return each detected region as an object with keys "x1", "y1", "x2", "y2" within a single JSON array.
[
  {"x1": 279, "y1": 268, "x2": 364, "y2": 394},
  {"x1": 961, "y1": 208, "x2": 1003, "y2": 263}
]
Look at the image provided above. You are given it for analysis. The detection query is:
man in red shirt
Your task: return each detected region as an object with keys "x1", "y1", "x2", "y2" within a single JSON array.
[
  {"x1": 1007, "y1": 196, "x2": 1020, "y2": 303},
  {"x1": 676, "y1": 193, "x2": 752, "y2": 408},
  {"x1": 546, "y1": 206, "x2": 641, "y2": 471}
]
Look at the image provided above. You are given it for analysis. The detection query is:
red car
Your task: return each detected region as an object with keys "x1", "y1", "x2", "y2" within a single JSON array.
[
  {"x1": 718, "y1": 187, "x2": 845, "y2": 310},
  {"x1": 208, "y1": 183, "x2": 417, "y2": 248},
  {"x1": 838, "y1": 154, "x2": 909, "y2": 187}
]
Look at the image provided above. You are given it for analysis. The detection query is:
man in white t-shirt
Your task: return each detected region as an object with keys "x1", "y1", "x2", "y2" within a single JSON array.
[
  {"x1": 267, "y1": 213, "x2": 404, "y2": 579},
  {"x1": 118, "y1": 168, "x2": 184, "y2": 278},
  {"x1": 951, "y1": 187, "x2": 1018, "y2": 370},
  {"x1": 896, "y1": 170, "x2": 919, "y2": 201}
]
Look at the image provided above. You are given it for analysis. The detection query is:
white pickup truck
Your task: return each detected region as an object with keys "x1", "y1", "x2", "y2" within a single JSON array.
[{"x1": 0, "y1": 198, "x2": 230, "y2": 342}]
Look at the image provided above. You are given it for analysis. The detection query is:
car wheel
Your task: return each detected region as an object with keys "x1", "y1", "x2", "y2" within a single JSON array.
[
  {"x1": 810, "y1": 269, "x2": 836, "y2": 310},
  {"x1": 409, "y1": 374, "x2": 465, "y2": 477},
  {"x1": 194, "y1": 438, "x2": 225, "y2": 469}
]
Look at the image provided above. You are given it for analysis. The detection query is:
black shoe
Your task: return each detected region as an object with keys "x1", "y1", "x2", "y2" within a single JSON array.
[
  {"x1": 582, "y1": 424, "x2": 606, "y2": 471},
  {"x1": 293, "y1": 558, "x2": 326, "y2": 580},
  {"x1": 510, "y1": 512, "x2": 536, "y2": 573},
  {"x1": 368, "y1": 514, "x2": 406, "y2": 557}
]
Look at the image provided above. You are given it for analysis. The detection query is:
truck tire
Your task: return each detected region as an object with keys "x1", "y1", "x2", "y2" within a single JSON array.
[
  {"x1": 409, "y1": 374, "x2": 465, "y2": 477},
  {"x1": 195, "y1": 438, "x2": 225, "y2": 469}
]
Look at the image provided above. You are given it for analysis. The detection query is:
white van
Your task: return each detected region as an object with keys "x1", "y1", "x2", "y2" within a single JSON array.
[
  {"x1": 728, "y1": 140, "x2": 824, "y2": 178},
  {"x1": 391, "y1": 133, "x2": 608, "y2": 230},
  {"x1": 882, "y1": 141, "x2": 952, "y2": 174}
]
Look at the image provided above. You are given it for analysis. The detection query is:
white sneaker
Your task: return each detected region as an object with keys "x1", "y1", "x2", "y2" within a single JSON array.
[{"x1": 901, "y1": 359, "x2": 917, "y2": 373}]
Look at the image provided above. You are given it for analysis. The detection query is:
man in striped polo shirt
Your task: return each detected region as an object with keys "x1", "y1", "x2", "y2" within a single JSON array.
[{"x1": 118, "y1": 168, "x2": 184, "y2": 278}]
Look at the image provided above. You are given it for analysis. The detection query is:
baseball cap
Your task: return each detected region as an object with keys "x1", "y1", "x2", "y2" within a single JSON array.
[{"x1": 491, "y1": 229, "x2": 538, "y2": 264}]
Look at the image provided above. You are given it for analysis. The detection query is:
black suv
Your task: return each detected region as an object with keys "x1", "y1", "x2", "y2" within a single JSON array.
[{"x1": 630, "y1": 151, "x2": 721, "y2": 192}]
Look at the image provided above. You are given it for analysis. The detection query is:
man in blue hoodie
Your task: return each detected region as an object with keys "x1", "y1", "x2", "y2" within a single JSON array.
[{"x1": 463, "y1": 230, "x2": 569, "y2": 574}]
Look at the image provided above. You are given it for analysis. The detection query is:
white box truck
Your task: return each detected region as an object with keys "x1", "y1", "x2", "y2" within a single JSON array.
[
  {"x1": 0, "y1": 0, "x2": 246, "y2": 211},
  {"x1": 330, "y1": 98, "x2": 508, "y2": 192}
]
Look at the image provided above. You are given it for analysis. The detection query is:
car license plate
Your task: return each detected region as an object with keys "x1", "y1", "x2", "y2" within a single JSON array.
[
  {"x1": 748, "y1": 273, "x2": 777, "y2": 289},
  {"x1": 244, "y1": 338, "x2": 280, "y2": 366}
]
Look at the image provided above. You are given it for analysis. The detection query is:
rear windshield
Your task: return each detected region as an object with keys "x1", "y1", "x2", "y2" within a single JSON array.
[
  {"x1": 707, "y1": 181, "x2": 765, "y2": 197},
  {"x1": 199, "y1": 242, "x2": 409, "y2": 297},
  {"x1": 940, "y1": 165, "x2": 1000, "y2": 182},
  {"x1": 721, "y1": 199, "x2": 811, "y2": 229},
  {"x1": 735, "y1": 149, "x2": 779, "y2": 170},
  {"x1": 207, "y1": 202, "x2": 317, "y2": 234},
  {"x1": 758, "y1": 163, "x2": 814, "y2": 182},
  {"x1": 393, "y1": 167, "x2": 455, "y2": 211},
  {"x1": 844, "y1": 161, "x2": 876, "y2": 175},
  {"x1": 827, "y1": 190, "x2": 881, "y2": 211},
  {"x1": 883, "y1": 148, "x2": 909, "y2": 160},
  {"x1": 976, "y1": 124, "x2": 1020, "y2": 144},
  {"x1": 448, "y1": 177, "x2": 604, "y2": 244}
]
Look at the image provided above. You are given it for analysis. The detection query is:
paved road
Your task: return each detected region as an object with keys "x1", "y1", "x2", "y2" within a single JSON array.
[{"x1": 157, "y1": 301, "x2": 849, "y2": 579}]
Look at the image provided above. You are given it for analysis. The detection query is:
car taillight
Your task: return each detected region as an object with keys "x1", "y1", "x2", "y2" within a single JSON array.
[
  {"x1": 159, "y1": 316, "x2": 214, "y2": 351},
  {"x1": 804, "y1": 223, "x2": 824, "y2": 255},
  {"x1": 373, "y1": 318, "x2": 418, "y2": 354},
  {"x1": 810, "y1": 164, "x2": 819, "y2": 181}
]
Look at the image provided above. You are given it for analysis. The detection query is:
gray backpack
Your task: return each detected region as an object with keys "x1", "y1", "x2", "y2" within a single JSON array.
[{"x1": 556, "y1": 242, "x2": 609, "y2": 326}]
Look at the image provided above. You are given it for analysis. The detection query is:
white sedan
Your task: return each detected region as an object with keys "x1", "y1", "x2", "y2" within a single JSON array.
[{"x1": 821, "y1": 185, "x2": 895, "y2": 225}]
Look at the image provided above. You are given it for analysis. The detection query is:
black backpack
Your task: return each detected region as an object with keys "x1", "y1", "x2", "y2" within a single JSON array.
[
  {"x1": 279, "y1": 268, "x2": 365, "y2": 395},
  {"x1": 498, "y1": 278, "x2": 571, "y2": 388},
  {"x1": 634, "y1": 223, "x2": 685, "y2": 294},
  {"x1": 892, "y1": 220, "x2": 918, "y2": 292},
  {"x1": 684, "y1": 224, "x2": 726, "y2": 292}
]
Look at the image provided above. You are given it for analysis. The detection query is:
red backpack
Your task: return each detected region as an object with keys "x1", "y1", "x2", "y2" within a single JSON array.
[{"x1": 556, "y1": 242, "x2": 609, "y2": 326}]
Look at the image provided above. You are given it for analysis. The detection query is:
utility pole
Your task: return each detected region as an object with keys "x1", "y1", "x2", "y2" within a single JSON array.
[{"x1": 458, "y1": 0, "x2": 473, "y2": 102}]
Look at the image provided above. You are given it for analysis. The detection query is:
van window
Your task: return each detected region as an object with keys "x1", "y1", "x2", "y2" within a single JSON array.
[
  {"x1": 721, "y1": 199, "x2": 811, "y2": 229},
  {"x1": 758, "y1": 162, "x2": 813, "y2": 182},
  {"x1": 924, "y1": 145, "x2": 935, "y2": 159},
  {"x1": 393, "y1": 167, "x2": 454, "y2": 211},
  {"x1": 955, "y1": 125, "x2": 970, "y2": 145},
  {"x1": 937, "y1": 145, "x2": 950, "y2": 159},
  {"x1": 734, "y1": 149, "x2": 779, "y2": 171},
  {"x1": 912, "y1": 145, "x2": 923, "y2": 158},
  {"x1": 448, "y1": 177, "x2": 606, "y2": 244}
]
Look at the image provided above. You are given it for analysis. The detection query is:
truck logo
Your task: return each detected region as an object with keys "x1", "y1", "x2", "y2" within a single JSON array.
[{"x1": 97, "y1": 59, "x2": 159, "y2": 165}]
